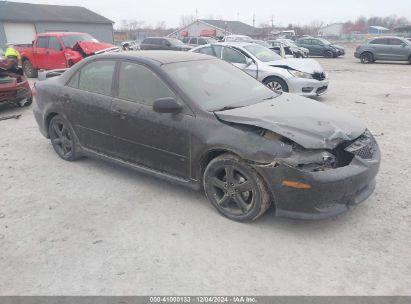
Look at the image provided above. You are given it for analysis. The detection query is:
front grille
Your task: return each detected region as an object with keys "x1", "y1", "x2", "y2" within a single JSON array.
[
  {"x1": 345, "y1": 131, "x2": 377, "y2": 159},
  {"x1": 313, "y1": 72, "x2": 326, "y2": 81}
]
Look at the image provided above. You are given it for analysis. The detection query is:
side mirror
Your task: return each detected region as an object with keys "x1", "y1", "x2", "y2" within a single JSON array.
[
  {"x1": 153, "y1": 98, "x2": 183, "y2": 113},
  {"x1": 401, "y1": 43, "x2": 407, "y2": 47},
  {"x1": 165, "y1": 42, "x2": 171, "y2": 47},
  {"x1": 245, "y1": 58, "x2": 254, "y2": 66}
]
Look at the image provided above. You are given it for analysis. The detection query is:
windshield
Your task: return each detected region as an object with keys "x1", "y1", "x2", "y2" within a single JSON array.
[
  {"x1": 62, "y1": 34, "x2": 99, "y2": 48},
  {"x1": 318, "y1": 38, "x2": 331, "y2": 45},
  {"x1": 243, "y1": 44, "x2": 282, "y2": 62},
  {"x1": 163, "y1": 59, "x2": 277, "y2": 111},
  {"x1": 168, "y1": 38, "x2": 186, "y2": 46}
]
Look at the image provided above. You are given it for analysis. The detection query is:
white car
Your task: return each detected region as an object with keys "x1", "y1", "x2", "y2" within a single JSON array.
[{"x1": 190, "y1": 42, "x2": 329, "y2": 97}]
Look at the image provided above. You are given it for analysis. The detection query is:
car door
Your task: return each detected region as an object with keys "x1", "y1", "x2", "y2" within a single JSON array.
[
  {"x1": 298, "y1": 39, "x2": 312, "y2": 53},
  {"x1": 44, "y1": 36, "x2": 66, "y2": 69},
  {"x1": 109, "y1": 61, "x2": 192, "y2": 179},
  {"x1": 369, "y1": 38, "x2": 389, "y2": 60},
  {"x1": 34, "y1": 36, "x2": 49, "y2": 69},
  {"x1": 388, "y1": 38, "x2": 409, "y2": 60},
  {"x1": 63, "y1": 60, "x2": 116, "y2": 154},
  {"x1": 221, "y1": 46, "x2": 258, "y2": 78},
  {"x1": 310, "y1": 39, "x2": 323, "y2": 55}
]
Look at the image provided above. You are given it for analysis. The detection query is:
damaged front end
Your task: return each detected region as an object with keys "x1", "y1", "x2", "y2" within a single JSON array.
[
  {"x1": 254, "y1": 129, "x2": 381, "y2": 219},
  {"x1": 0, "y1": 57, "x2": 32, "y2": 106}
]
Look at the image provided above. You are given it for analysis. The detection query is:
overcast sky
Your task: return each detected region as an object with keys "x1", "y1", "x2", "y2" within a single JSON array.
[{"x1": 12, "y1": 0, "x2": 411, "y2": 28}]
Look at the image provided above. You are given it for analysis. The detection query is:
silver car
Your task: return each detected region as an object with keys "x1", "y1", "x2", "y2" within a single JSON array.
[
  {"x1": 354, "y1": 36, "x2": 411, "y2": 64},
  {"x1": 190, "y1": 42, "x2": 329, "y2": 97}
]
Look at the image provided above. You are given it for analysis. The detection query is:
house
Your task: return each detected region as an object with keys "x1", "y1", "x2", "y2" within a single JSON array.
[
  {"x1": 368, "y1": 26, "x2": 390, "y2": 35},
  {"x1": 394, "y1": 24, "x2": 411, "y2": 36},
  {"x1": 168, "y1": 19, "x2": 259, "y2": 39},
  {"x1": 319, "y1": 23, "x2": 344, "y2": 38},
  {"x1": 0, "y1": 1, "x2": 114, "y2": 49}
]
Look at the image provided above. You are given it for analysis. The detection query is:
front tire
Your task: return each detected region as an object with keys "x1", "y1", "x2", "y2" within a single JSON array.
[
  {"x1": 203, "y1": 153, "x2": 271, "y2": 222},
  {"x1": 324, "y1": 50, "x2": 334, "y2": 58},
  {"x1": 263, "y1": 77, "x2": 289, "y2": 93},
  {"x1": 361, "y1": 52, "x2": 374, "y2": 64},
  {"x1": 48, "y1": 115, "x2": 80, "y2": 161},
  {"x1": 22, "y1": 59, "x2": 38, "y2": 78}
]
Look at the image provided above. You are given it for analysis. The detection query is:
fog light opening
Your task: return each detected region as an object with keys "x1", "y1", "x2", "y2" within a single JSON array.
[{"x1": 302, "y1": 87, "x2": 314, "y2": 93}]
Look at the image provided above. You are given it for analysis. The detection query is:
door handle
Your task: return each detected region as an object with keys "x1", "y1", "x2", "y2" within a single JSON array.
[
  {"x1": 62, "y1": 93, "x2": 72, "y2": 102},
  {"x1": 112, "y1": 108, "x2": 127, "y2": 119}
]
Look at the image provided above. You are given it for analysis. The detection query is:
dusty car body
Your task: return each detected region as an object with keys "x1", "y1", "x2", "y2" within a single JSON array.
[
  {"x1": 33, "y1": 51, "x2": 380, "y2": 221},
  {"x1": 191, "y1": 42, "x2": 329, "y2": 97},
  {"x1": 0, "y1": 56, "x2": 32, "y2": 106}
]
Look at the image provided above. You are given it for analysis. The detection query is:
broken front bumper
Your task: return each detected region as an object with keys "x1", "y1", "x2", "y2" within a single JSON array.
[
  {"x1": 288, "y1": 77, "x2": 329, "y2": 97},
  {"x1": 0, "y1": 77, "x2": 31, "y2": 104},
  {"x1": 255, "y1": 144, "x2": 381, "y2": 220}
]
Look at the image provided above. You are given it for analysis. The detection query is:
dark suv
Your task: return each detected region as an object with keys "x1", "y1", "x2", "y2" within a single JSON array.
[
  {"x1": 140, "y1": 37, "x2": 192, "y2": 51},
  {"x1": 295, "y1": 37, "x2": 345, "y2": 58}
]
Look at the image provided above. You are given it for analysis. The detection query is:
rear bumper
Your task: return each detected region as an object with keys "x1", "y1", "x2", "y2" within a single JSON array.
[
  {"x1": 354, "y1": 51, "x2": 360, "y2": 58},
  {"x1": 0, "y1": 77, "x2": 31, "y2": 104},
  {"x1": 255, "y1": 147, "x2": 381, "y2": 220}
]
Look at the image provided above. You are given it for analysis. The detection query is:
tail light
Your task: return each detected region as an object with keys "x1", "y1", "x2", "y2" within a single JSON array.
[{"x1": 31, "y1": 85, "x2": 36, "y2": 98}]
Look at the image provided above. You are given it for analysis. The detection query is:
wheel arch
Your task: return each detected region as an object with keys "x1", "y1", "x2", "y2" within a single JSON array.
[
  {"x1": 44, "y1": 112, "x2": 60, "y2": 138},
  {"x1": 262, "y1": 75, "x2": 289, "y2": 92}
]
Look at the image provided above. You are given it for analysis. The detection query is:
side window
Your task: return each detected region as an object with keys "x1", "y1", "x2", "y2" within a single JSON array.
[
  {"x1": 189, "y1": 38, "x2": 198, "y2": 45},
  {"x1": 198, "y1": 38, "x2": 207, "y2": 45},
  {"x1": 36, "y1": 37, "x2": 48, "y2": 48},
  {"x1": 48, "y1": 37, "x2": 62, "y2": 51},
  {"x1": 182, "y1": 37, "x2": 190, "y2": 43},
  {"x1": 311, "y1": 39, "x2": 320, "y2": 45},
  {"x1": 74, "y1": 61, "x2": 115, "y2": 95},
  {"x1": 370, "y1": 38, "x2": 387, "y2": 45},
  {"x1": 389, "y1": 38, "x2": 403, "y2": 45},
  {"x1": 222, "y1": 47, "x2": 247, "y2": 64},
  {"x1": 197, "y1": 47, "x2": 214, "y2": 56},
  {"x1": 118, "y1": 62, "x2": 176, "y2": 106},
  {"x1": 161, "y1": 39, "x2": 170, "y2": 46}
]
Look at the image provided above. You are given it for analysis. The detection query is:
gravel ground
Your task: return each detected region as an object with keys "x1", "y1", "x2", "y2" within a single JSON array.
[{"x1": 0, "y1": 46, "x2": 410, "y2": 295}]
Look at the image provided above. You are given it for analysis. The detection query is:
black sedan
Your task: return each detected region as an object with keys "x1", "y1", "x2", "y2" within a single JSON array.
[{"x1": 32, "y1": 51, "x2": 380, "y2": 221}]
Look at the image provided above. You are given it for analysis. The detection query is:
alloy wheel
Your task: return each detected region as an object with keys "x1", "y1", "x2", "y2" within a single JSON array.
[
  {"x1": 50, "y1": 119, "x2": 74, "y2": 158},
  {"x1": 207, "y1": 165, "x2": 256, "y2": 216},
  {"x1": 266, "y1": 81, "x2": 284, "y2": 92}
]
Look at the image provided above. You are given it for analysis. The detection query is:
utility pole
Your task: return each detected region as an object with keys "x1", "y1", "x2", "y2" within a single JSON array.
[
  {"x1": 195, "y1": 9, "x2": 198, "y2": 20},
  {"x1": 253, "y1": 13, "x2": 255, "y2": 27},
  {"x1": 271, "y1": 15, "x2": 274, "y2": 28}
]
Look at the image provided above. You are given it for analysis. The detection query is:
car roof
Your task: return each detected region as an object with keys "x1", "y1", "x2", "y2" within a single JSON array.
[
  {"x1": 370, "y1": 36, "x2": 406, "y2": 39},
  {"x1": 95, "y1": 50, "x2": 213, "y2": 64}
]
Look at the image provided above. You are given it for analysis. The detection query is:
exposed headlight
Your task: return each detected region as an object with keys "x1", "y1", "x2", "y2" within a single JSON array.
[{"x1": 288, "y1": 70, "x2": 313, "y2": 79}]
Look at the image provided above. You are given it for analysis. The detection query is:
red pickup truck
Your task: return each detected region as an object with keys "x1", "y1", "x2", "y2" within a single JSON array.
[{"x1": 16, "y1": 32, "x2": 119, "y2": 78}]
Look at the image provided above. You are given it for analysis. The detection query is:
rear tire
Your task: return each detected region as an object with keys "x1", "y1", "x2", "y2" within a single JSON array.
[
  {"x1": 203, "y1": 153, "x2": 272, "y2": 222},
  {"x1": 361, "y1": 52, "x2": 374, "y2": 64},
  {"x1": 263, "y1": 77, "x2": 289, "y2": 93},
  {"x1": 48, "y1": 115, "x2": 80, "y2": 161},
  {"x1": 408, "y1": 55, "x2": 411, "y2": 65},
  {"x1": 22, "y1": 60, "x2": 38, "y2": 78}
]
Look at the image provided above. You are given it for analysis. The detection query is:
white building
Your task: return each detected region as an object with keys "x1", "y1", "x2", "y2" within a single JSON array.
[{"x1": 319, "y1": 23, "x2": 344, "y2": 38}]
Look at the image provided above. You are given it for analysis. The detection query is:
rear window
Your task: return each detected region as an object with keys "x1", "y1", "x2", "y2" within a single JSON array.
[{"x1": 388, "y1": 38, "x2": 403, "y2": 45}]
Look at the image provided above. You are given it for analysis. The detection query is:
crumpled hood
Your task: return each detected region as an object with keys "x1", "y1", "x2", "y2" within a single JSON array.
[
  {"x1": 215, "y1": 93, "x2": 366, "y2": 149},
  {"x1": 266, "y1": 58, "x2": 323, "y2": 74},
  {"x1": 73, "y1": 41, "x2": 118, "y2": 55}
]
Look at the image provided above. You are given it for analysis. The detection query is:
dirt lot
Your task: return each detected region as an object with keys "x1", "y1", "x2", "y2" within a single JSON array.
[{"x1": 0, "y1": 46, "x2": 410, "y2": 295}]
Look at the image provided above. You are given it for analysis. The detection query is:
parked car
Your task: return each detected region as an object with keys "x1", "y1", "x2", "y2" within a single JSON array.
[
  {"x1": 16, "y1": 32, "x2": 119, "y2": 78},
  {"x1": 354, "y1": 36, "x2": 411, "y2": 64},
  {"x1": 140, "y1": 37, "x2": 192, "y2": 51},
  {"x1": 181, "y1": 36, "x2": 217, "y2": 47},
  {"x1": 295, "y1": 37, "x2": 345, "y2": 57},
  {"x1": 191, "y1": 42, "x2": 329, "y2": 96},
  {"x1": 267, "y1": 41, "x2": 295, "y2": 58},
  {"x1": 273, "y1": 39, "x2": 309, "y2": 58},
  {"x1": 32, "y1": 51, "x2": 380, "y2": 221},
  {"x1": 0, "y1": 56, "x2": 32, "y2": 107}
]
